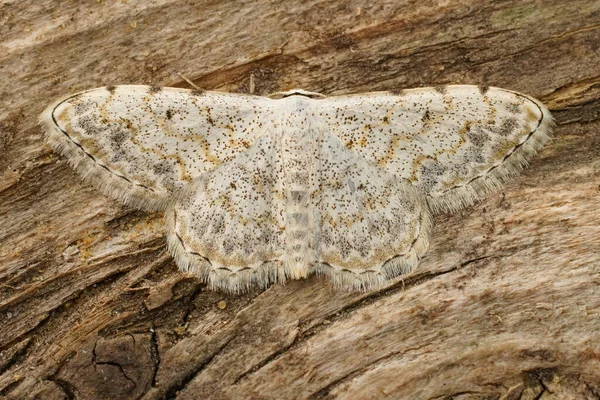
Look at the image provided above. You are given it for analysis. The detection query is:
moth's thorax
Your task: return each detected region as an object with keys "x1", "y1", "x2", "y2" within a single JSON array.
[
  {"x1": 269, "y1": 88, "x2": 326, "y2": 99},
  {"x1": 275, "y1": 97, "x2": 322, "y2": 137}
]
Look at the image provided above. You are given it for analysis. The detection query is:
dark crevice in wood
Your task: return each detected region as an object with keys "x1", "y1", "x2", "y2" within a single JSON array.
[
  {"x1": 232, "y1": 337, "x2": 299, "y2": 385},
  {"x1": 149, "y1": 325, "x2": 160, "y2": 388},
  {"x1": 308, "y1": 346, "x2": 426, "y2": 399},
  {"x1": 181, "y1": 284, "x2": 204, "y2": 326},
  {"x1": 0, "y1": 311, "x2": 51, "y2": 353},
  {"x1": 586, "y1": 383, "x2": 600, "y2": 400},
  {"x1": 528, "y1": 367, "x2": 557, "y2": 400},
  {"x1": 429, "y1": 391, "x2": 481, "y2": 400},
  {"x1": 0, "y1": 263, "x2": 147, "y2": 382},
  {"x1": 0, "y1": 338, "x2": 32, "y2": 376},
  {"x1": 105, "y1": 209, "x2": 154, "y2": 231},
  {"x1": 318, "y1": 267, "x2": 456, "y2": 319},
  {"x1": 552, "y1": 96, "x2": 600, "y2": 111},
  {"x1": 120, "y1": 249, "x2": 174, "y2": 291},
  {"x1": 98, "y1": 281, "x2": 199, "y2": 338},
  {"x1": 470, "y1": 24, "x2": 600, "y2": 70},
  {"x1": 98, "y1": 360, "x2": 137, "y2": 388},
  {"x1": 0, "y1": 244, "x2": 163, "y2": 318},
  {"x1": 544, "y1": 74, "x2": 600, "y2": 98},
  {"x1": 552, "y1": 99, "x2": 600, "y2": 126},
  {"x1": 192, "y1": 53, "x2": 306, "y2": 92},
  {"x1": 532, "y1": 387, "x2": 547, "y2": 400},
  {"x1": 301, "y1": 257, "x2": 484, "y2": 327},
  {"x1": 0, "y1": 379, "x2": 23, "y2": 398},
  {"x1": 163, "y1": 337, "x2": 234, "y2": 400},
  {"x1": 92, "y1": 340, "x2": 137, "y2": 388},
  {"x1": 232, "y1": 258, "x2": 489, "y2": 386},
  {"x1": 46, "y1": 376, "x2": 78, "y2": 400}
]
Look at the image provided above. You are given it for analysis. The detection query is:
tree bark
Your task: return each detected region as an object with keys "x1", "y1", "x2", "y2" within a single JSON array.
[{"x1": 1, "y1": 1, "x2": 599, "y2": 399}]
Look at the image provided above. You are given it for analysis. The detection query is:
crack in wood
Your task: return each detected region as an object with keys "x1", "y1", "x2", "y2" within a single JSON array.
[
  {"x1": 303, "y1": 262, "x2": 466, "y2": 328},
  {"x1": 499, "y1": 383, "x2": 524, "y2": 400},
  {"x1": 586, "y1": 383, "x2": 600, "y2": 400},
  {"x1": 97, "y1": 360, "x2": 137, "y2": 387},
  {"x1": 471, "y1": 23, "x2": 600, "y2": 70},
  {"x1": 92, "y1": 339, "x2": 137, "y2": 389},
  {"x1": 0, "y1": 244, "x2": 165, "y2": 318},
  {"x1": 528, "y1": 367, "x2": 557, "y2": 400},
  {"x1": 430, "y1": 391, "x2": 481, "y2": 400},
  {"x1": 0, "y1": 338, "x2": 32, "y2": 376},
  {"x1": 162, "y1": 336, "x2": 234, "y2": 399},
  {"x1": 232, "y1": 337, "x2": 299, "y2": 385},
  {"x1": 0, "y1": 311, "x2": 51, "y2": 352},
  {"x1": 181, "y1": 284, "x2": 204, "y2": 326},
  {"x1": 231, "y1": 259, "x2": 487, "y2": 387},
  {"x1": 0, "y1": 378, "x2": 22, "y2": 397},
  {"x1": 149, "y1": 325, "x2": 160, "y2": 388},
  {"x1": 46, "y1": 376, "x2": 78, "y2": 400},
  {"x1": 308, "y1": 345, "x2": 427, "y2": 399}
]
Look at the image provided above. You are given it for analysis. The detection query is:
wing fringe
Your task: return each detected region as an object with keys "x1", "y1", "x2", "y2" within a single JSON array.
[
  {"x1": 40, "y1": 98, "x2": 169, "y2": 211},
  {"x1": 164, "y1": 208, "x2": 288, "y2": 293},
  {"x1": 312, "y1": 208, "x2": 433, "y2": 291},
  {"x1": 166, "y1": 202, "x2": 433, "y2": 293},
  {"x1": 428, "y1": 92, "x2": 554, "y2": 214}
]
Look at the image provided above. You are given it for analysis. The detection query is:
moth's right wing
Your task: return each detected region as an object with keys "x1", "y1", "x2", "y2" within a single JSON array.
[
  {"x1": 319, "y1": 86, "x2": 553, "y2": 213},
  {"x1": 41, "y1": 85, "x2": 275, "y2": 211},
  {"x1": 314, "y1": 133, "x2": 432, "y2": 290}
]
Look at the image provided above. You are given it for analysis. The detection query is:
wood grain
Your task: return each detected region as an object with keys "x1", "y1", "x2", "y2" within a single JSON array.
[{"x1": 1, "y1": 1, "x2": 599, "y2": 399}]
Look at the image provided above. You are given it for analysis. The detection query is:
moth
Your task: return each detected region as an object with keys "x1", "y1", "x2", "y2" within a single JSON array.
[{"x1": 41, "y1": 85, "x2": 553, "y2": 292}]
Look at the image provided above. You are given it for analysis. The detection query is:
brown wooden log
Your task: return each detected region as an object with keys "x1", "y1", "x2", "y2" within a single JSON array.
[{"x1": 1, "y1": 1, "x2": 599, "y2": 399}]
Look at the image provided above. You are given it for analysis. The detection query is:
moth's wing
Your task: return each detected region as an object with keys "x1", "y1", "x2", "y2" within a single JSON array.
[
  {"x1": 314, "y1": 133, "x2": 432, "y2": 290},
  {"x1": 165, "y1": 132, "x2": 288, "y2": 293},
  {"x1": 40, "y1": 85, "x2": 275, "y2": 211},
  {"x1": 320, "y1": 85, "x2": 553, "y2": 213}
]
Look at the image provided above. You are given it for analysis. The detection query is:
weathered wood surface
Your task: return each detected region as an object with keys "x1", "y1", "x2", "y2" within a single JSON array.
[{"x1": 1, "y1": 1, "x2": 599, "y2": 399}]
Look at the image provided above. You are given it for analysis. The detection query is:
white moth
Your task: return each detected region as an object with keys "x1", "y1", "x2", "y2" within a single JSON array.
[{"x1": 41, "y1": 85, "x2": 553, "y2": 293}]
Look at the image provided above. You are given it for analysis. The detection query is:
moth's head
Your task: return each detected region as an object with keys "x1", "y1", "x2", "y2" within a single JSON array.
[{"x1": 268, "y1": 89, "x2": 326, "y2": 99}]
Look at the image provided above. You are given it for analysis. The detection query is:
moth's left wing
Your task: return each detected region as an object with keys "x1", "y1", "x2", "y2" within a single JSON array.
[
  {"x1": 165, "y1": 132, "x2": 288, "y2": 293},
  {"x1": 319, "y1": 85, "x2": 553, "y2": 213},
  {"x1": 41, "y1": 85, "x2": 275, "y2": 211}
]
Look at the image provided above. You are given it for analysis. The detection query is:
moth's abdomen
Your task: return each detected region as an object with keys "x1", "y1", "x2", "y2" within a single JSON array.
[{"x1": 280, "y1": 105, "x2": 321, "y2": 278}]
